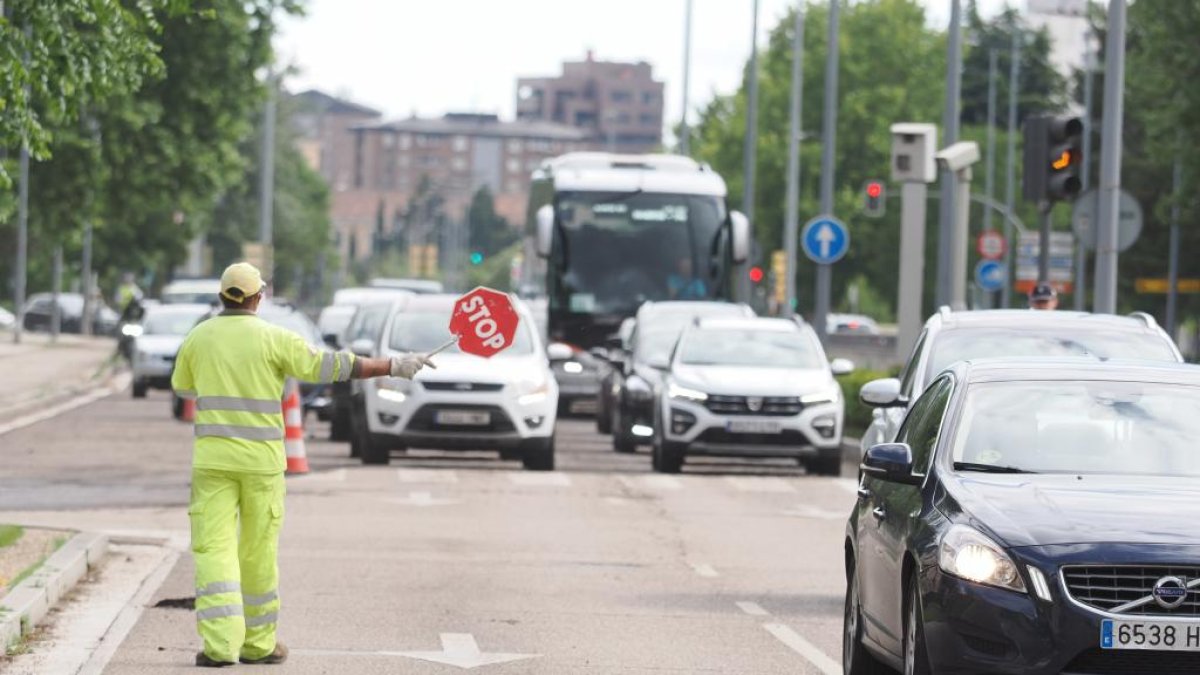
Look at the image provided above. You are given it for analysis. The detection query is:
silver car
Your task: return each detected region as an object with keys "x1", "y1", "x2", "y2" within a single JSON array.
[{"x1": 131, "y1": 303, "x2": 210, "y2": 398}]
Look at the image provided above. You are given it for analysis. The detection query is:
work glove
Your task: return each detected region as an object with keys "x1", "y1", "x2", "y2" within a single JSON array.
[{"x1": 390, "y1": 352, "x2": 435, "y2": 379}]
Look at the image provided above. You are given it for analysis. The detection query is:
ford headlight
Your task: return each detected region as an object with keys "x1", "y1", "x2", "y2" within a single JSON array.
[
  {"x1": 377, "y1": 378, "x2": 410, "y2": 403},
  {"x1": 518, "y1": 377, "x2": 550, "y2": 406},
  {"x1": 800, "y1": 384, "x2": 842, "y2": 405},
  {"x1": 938, "y1": 525, "x2": 1025, "y2": 593},
  {"x1": 667, "y1": 382, "x2": 707, "y2": 403}
]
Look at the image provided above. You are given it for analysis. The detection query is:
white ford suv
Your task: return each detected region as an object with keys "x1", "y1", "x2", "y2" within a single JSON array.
[
  {"x1": 357, "y1": 294, "x2": 559, "y2": 470},
  {"x1": 652, "y1": 317, "x2": 853, "y2": 474}
]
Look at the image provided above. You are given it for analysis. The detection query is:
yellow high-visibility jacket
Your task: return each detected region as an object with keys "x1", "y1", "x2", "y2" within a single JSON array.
[{"x1": 172, "y1": 310, "x2": 355, "y2": 473}]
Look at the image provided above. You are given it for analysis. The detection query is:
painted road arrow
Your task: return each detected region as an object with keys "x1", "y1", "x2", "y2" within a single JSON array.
[
  {"x1": 399, "y1": 633, "x2": 540, "y2": 669},
  {"x1": 387, "y1": 491, "x2": 461, "y2": 507}
]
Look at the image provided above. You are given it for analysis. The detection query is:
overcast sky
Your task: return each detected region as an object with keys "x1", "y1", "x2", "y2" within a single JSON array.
[{"x1": 276, "y1": 0, "x2": 1014, "y2": 127}]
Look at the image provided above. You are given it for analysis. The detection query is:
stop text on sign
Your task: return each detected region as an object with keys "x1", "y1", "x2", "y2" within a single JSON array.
[{"x1": 460, "y1": 294, "x2": 507, "y2": 350}]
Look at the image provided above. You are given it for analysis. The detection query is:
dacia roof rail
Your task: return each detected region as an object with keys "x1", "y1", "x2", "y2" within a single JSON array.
[
  {"x1": 1128, "y1": 311, "x2": 1159, "y2": 328},
  {"x1": 937, "y1": 305, "x2": 954, "y2": 321}
]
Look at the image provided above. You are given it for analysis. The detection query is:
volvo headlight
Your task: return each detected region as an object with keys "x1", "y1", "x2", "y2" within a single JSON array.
[
  {"x1": 800, "y1": 384, "x2": 842, "y2": 405},
  {"x1": 518, "y1": 377, "x2": 550, "y2": 406},
  {"x1": 938, "y1": 525, "x2": 1025, "y2": 593},
  {"x1": 667, "y1": 382, "x2": 707, "y2": 403}
]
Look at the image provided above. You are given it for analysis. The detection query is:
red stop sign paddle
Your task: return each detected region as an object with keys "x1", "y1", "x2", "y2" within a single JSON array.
[{"x1": 449, "y1": 286, "x2": 520, "y2": 358}]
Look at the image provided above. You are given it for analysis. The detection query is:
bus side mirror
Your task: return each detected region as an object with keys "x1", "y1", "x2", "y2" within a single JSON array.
[
  {"x1": 535, "y1": 205, "x2": 554, "y2": 259},
  {"x1": 730, "y1": 211, "x2": 750, "y2": 264}
]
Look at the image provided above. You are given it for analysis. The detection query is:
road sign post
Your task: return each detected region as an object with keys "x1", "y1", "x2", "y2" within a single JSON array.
[
  {"x1": 975, "y1": 259, "x2": 1006, "y2": 293},
  {"x1": 976, "y1": 231, "x2": 1007, "y2": 260},
  {"x1": 450, "y1": 287, "x2": 520, "y2": 358},
  {"x1": 801, "y1": 216, "x2": 848, "y2": 342}
]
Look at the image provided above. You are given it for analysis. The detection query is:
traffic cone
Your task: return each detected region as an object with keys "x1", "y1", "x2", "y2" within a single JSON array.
[{"x1": 283, "y1": 379, "x2": 309, "y2": 475}]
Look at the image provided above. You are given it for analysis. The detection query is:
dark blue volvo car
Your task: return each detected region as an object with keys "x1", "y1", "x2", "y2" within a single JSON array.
[{"x1": 845, "y1": 359, "x2": 1200, "y2": 675}]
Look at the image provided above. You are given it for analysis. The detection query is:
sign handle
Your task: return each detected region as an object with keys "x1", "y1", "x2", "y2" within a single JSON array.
[{"x1": 428, "y1": 335, "x2": 459, "y2": 357}]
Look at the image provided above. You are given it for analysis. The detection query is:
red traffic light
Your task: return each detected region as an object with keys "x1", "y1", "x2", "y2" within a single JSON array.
[
  {"x1": 866, "y1": 181, "x2": 883, "y2": 198},
  {"x1": 748, "y1": 266, "x2": 765, "y2": 283}
]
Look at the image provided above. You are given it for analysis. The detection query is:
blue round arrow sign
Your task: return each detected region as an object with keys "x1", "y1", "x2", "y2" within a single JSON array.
[
  {"x1": 975, "y1": 259, "x2": 1006, "y2": 292},
  {"x1": 801, "y1": 216, "x2": 849, "y2": 264}
]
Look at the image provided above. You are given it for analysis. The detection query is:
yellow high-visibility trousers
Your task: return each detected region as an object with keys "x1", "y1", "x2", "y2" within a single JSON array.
[{"x1": 189, "y1": 468, "x2": 285, "y2": 663}]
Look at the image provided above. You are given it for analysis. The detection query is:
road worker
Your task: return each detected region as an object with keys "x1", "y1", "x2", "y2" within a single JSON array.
[
  {"x1": 1028, "y1": 283, "x2": 1059, "y2": 310},
  {"x1": 172, "y1": 262, "x2": 434, "y2": 667}
]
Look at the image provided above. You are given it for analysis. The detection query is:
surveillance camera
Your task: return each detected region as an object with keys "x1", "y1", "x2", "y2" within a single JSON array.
[{"x1": 935, "y1": 141, "x2": 981, "y2": 172}]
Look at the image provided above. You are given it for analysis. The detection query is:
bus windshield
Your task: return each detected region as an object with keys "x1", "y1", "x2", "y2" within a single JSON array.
[{"x1": 550, "y1": 191, "x2": 726, "y2": 316}]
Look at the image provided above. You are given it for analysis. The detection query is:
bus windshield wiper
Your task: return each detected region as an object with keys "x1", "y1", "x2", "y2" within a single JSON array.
[{"x1": 953, "y1": 462, "x2": 1036, "y2": 474}]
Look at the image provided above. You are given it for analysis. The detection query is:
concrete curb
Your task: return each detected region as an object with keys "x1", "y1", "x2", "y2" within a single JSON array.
[{"x1": 0, "y1": 531, "x2": 108, "y2": 653}]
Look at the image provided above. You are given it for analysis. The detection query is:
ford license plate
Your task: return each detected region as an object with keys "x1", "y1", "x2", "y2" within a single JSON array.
[
  {"x1": 435, "y1": 410, "x2": 490, "y2": 427},
  {"x1": 726, "y1": 419, "x2": 783, "y2": 434},
  {"x1": 1102, "y1": 619, "x2": 1200, "y2": 651}
]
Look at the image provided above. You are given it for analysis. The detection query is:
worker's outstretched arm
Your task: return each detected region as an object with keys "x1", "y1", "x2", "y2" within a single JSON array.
[{"x1": 352, "y1": 353, "x2": 436, "y2": 380}]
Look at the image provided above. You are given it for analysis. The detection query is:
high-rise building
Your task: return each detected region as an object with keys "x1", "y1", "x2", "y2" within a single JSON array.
[{"x1": 517, "y1": 51, "x2": 664, "y2": 154}]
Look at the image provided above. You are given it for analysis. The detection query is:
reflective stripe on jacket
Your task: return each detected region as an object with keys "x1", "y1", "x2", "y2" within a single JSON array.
[{"x1": 172, "y1": 310, "x2": 355, "y2": 473}]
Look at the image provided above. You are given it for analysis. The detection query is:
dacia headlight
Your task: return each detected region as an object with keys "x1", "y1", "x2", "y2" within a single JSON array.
[
  {"x1": 667, "y1": 381, "x2": 707, "y2": 403},
  {"x1": 938, "y1": 525, "x2": 1026, "y2": 593},
  {"x1": 518, "y1": 377, "x2": 550, "y2": 406},
  {"x1": 800, "y1": 384, "x2": 842, "y2": 405}
]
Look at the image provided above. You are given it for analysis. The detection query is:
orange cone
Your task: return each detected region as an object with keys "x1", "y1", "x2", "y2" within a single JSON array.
[{"x1": 283, "y1": 379, "x2": 309, "y2": 475}]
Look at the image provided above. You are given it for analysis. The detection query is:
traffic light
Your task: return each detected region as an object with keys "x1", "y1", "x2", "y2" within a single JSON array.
[
  {"x1": 863, "y1": 180, "x2": 886, "y2": 218},
  {"x1": 748, "y1": 266, "x2": 765, "y2": 284},
  {"x1": 1022, "y1": 115, "x2": 1083, "y2": 203},
  {"x1": 470, "y1": 251, "x2": 484, "y2": 265}
]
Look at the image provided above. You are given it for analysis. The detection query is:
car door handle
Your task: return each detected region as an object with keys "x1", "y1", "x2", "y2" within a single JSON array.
[
  {"x1": 871, "y1": 507, "x2": 887, "y2": 521},
  {"x1": 856, "y1": 487, "x2": 872, "y2": 501}
]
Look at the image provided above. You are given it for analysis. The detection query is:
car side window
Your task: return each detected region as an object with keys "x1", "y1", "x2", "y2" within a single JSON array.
[
  {"x1": 895, "y1": 376, "x2": 953, "y2": 475},
  {"x1": 897, "y1": 330, "x2": 928, "y2": 399}
]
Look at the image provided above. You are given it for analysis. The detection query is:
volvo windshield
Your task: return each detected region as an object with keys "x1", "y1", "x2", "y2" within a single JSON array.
[{"x1": 549, "y1": 191, "x2": 726, "y2": 316}]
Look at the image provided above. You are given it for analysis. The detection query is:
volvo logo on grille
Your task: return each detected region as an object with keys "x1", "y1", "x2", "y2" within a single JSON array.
[
  {"x1": 746, "y1": 397, "x2": 764, "y2": 412},
  {"x1": 1153, "y1": 576, "x2": 1189, "y2": 610}
]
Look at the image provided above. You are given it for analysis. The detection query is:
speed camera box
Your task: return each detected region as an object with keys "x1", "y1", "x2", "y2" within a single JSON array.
[{"x1": 890, "y1": 123, "x2": 938, "y2": 183}]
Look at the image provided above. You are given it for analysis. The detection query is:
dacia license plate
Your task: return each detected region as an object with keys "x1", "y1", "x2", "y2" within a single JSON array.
[
  {"x1": 435, "y1": 410, "x2": 490, "y2": 426},
  {"x1": 1102, "y1": 619, "x2": 1200, "y2": 651},
  {"x1": 726, "y1": 419, "x2": 783, "y2": 434}
]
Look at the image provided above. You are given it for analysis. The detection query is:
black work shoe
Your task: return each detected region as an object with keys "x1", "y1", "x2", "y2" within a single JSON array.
[
  {"x1": 195, "y1": 651, "x2": 236, "y2": 668},
  {"x1": 240, "y1": 642, "x2": 288, "y2": 665}
]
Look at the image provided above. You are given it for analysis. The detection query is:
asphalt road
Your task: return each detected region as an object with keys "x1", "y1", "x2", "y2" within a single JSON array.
[{"x1": 2, "y1": 389, "x2": 859, "y2": 673}]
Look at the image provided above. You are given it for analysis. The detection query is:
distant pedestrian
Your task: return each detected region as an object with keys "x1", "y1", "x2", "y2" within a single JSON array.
[
  {"x1": 172, "y1": 262, "x2": 436, "y2": 668},
  {"x1": 114, "y1": 272, "x2": 144, "y2": 315},
  {"x1": 1029, "y1": 283, "x2": 1059, "y2": 311}
]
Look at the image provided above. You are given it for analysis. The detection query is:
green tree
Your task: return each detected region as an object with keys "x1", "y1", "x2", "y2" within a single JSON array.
[
  {"x1": 467, "y1": 186, "x2": 517, "y2": 258},
  {"x1": 694, "y1": 0, "x2": 944, "y2": 318}
]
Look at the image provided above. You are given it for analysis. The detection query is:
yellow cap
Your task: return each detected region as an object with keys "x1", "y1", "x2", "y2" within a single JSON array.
[{"x1": 219, "y1": 262, "x2": 265, "y2": 302}]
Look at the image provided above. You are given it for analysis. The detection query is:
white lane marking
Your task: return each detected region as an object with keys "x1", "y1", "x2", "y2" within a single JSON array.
[
  {"x1": 618, "y1": 475, "x2": 682, "y2": 491},
  {"x1": 507, "y1": 472, "x2": 572, "y2": 487},
  {"x1": 398, "y1": 632, "x2": 541, "y2": 669},
  {"x1": 726, "y1": 476, "x2": 797, "y2": 493},
  {"x1": 690, "y1": 562, "x2": 719, "y2": 578},
  {"x1": 736, "y1": 601, "x2": 769, "y2": 616},
  {"x1": 604, "y1": 496, "x2": 633, "y2": 507},
  {"x1": 386, "y1": 491, "x2": 460, "y2": 507},
  {"x1": 781, "y1": 504, "x2": 846, "y2": 520},
  {"x1": 290, "y1": 468, "x2": 347, "y2": 483},
  {"x1": 763, "y1": 623, "x2": 840, "y2": 675},
  {"x1": 397, "y1": 468, "x2": 459, "y2": 484},
  {"x1": 77, "y1": 535, "x2": 187, "y2": 675},
  {"x1": 836, "y1": 478, "x2": 859, "y2": 494},
  {"x1": 0, "y1": 372, "x2": 131, "y2": 437}
]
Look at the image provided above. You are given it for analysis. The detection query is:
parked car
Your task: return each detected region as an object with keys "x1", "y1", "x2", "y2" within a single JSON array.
[
  {"x1": 860, "y1": 308, "x2": 1183, "y2": 455},
  {"x1": 651, "y1": 316, "x2": 852, "y2": 474},
  {"x1": 160, "y1": 278, "x2": 220, "y2": 305},
  {"x1": 846, "y1": 358, "x2": 1200, "y2": 675},
  {"x1": 130, "y1": 303, "x2": 210, "y2": 398},
  {"x1": 22, "y1": 293, "x2": 119, "y2": 335},
  {"x1": 827, "y1": 313, "x2": 881, "y2": 335},
  {"x1": 607, "y1": 301, "x2": 755, "y2": 454},
  {"x1": 351, "y1": 294, "x2": 558, "y2": 470}
]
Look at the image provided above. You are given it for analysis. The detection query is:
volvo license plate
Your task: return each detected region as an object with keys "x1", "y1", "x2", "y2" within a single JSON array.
[
  {"x1": 435, "y1": 410, "x2": 490, "y2": 426},
  {"x1": 726, "y1": 419, "x2": 783, "y2": 434},
  {"x1": 1102, "y1": 619, "x2": 1200, "y2": 651}
]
